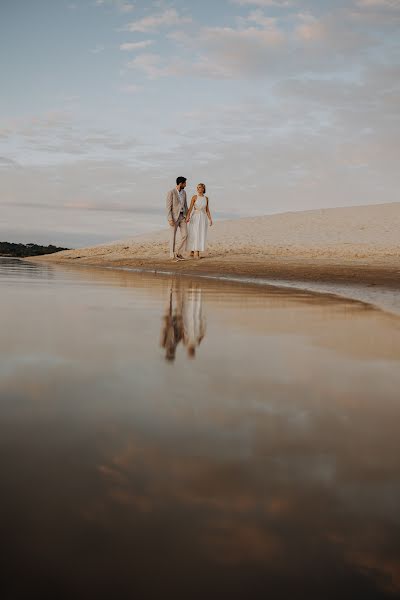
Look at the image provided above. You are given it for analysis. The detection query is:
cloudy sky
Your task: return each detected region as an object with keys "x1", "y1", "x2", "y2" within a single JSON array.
[{"x1": 1, "y1": 0, "x2": 399, "y2": 246}]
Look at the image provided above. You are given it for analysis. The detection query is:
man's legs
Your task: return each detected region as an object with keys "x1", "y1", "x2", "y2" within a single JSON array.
[
  {"x1": 175, "y1": 218, "x2": 188, "y2": 256},
  {"x1": 170, "y1": 222, "x2": 178, "y2": 258}
]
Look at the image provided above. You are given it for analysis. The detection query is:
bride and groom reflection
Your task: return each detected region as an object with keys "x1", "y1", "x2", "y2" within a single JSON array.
[{"x1": 160, "y1": 281, "x2": 206, "y2": 362}]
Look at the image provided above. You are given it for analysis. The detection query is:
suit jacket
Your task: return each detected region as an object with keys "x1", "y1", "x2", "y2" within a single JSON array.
[{"x1": 166, "y1": 188, "x2": 188, "y2": 223}]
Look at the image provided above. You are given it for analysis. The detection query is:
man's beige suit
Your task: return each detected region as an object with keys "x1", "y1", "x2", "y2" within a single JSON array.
[{"x1": 166, "y1": 188, "x2": 188, "y2": 258}]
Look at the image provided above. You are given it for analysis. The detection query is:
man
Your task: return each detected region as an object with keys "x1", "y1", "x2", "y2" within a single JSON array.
[
  {"x1": 160, "y1": 281, "x2": 184, "y2": 362},
  {"x1": 166, "y1": 176, "x2": 188, "y2": 261}
]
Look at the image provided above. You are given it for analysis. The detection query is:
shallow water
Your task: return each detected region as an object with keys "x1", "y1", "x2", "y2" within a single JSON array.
[{"x1": 1, "y1": 257, "x2": 400, "y2": 599}]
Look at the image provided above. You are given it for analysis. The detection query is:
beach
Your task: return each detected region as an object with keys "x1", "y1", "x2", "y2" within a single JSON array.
[{"x1": 31, "y1": 202, "x2": 400, "y2": 312}]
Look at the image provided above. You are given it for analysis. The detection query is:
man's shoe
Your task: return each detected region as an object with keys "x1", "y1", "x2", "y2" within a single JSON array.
[{"x1": 176, "y1": 254, "x2": 186, "y2": 260}]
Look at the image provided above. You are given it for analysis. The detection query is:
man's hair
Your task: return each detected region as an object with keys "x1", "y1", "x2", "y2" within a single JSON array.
[{"x1": 176, "y1": 176, "x2": 187, "y2": 185}]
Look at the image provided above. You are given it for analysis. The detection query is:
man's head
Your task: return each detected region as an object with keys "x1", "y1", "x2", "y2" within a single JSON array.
[{"x1": 176, "y1": 176, "x2": 187, "y2": 191}]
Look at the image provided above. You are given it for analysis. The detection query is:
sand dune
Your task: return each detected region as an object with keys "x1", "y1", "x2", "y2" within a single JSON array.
[{"x1": 42, "y1": 202, "x2": 400, "y2": 263}]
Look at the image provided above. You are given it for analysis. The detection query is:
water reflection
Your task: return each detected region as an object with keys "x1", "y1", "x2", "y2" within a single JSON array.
[
  {"x1": 0, "y1": 256, "x2": 55, "y2": 280},
  {"x1": 161, "y1": 281, "x2": 206, "y2": 361},
  {"x1": 1, "y1": 260, "x2": 400, "y2": 599},
  {"x1": 183, "y1": 285, "x2": 206, "y2": 358}
]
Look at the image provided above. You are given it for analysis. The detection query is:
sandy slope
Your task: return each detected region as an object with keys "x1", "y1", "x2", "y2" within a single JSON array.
[{"x1": 38, "y1": 202, "x2": 400, "y2": 263}]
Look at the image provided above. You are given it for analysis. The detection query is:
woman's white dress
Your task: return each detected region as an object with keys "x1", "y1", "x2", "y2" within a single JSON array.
[
  {"x1": 183, "y1": 286, "x2": 206, "y2": 350},
  {"x1": 187, "y1": 195, "x2": 208, "y2": 252}
]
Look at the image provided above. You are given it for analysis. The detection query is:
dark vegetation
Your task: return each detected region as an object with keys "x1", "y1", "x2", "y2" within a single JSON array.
[{"x1": 0, "y1": 242, "x2": 69, "y2": 257}]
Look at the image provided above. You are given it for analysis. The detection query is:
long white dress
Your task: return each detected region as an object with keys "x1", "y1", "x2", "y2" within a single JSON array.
[
  {"x1": 187, "y1": 195, "x2": 208, "y2": 252},
  {"x1": 183, "y1": 286, "x2": 206, "y2": 352}
]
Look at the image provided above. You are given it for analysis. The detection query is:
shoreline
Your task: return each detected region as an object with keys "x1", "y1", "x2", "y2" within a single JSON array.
[
  {"x1": 28, "y1": 253, "x2": 400, "y2": 316},
  {"x1": 24, "y1": 201, "x2": 400, "y2": 315}
]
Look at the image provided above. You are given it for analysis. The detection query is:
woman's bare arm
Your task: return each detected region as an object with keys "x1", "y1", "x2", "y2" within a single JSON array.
[
  {"x1": 186, "y1": 196, "x2": 196, "y2": 222},
  {"x1": 206, "y1": 197, "x2": 213, "y2": 226}
]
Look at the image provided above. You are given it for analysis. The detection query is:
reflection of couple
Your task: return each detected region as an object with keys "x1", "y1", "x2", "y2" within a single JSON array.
[
  {"x1": 160, "y1": 282, "x2": 206, "y2": 361},
  {"x1": 166, "y1": 177, "x2": 213, "y2": 262}
]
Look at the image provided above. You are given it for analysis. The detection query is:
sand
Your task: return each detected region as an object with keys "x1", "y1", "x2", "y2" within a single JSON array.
[{"x1": 31, "y1": 202, "x2": 400, "y2": 310}]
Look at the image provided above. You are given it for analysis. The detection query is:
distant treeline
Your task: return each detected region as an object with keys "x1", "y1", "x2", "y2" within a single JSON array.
[{"x1": 0, "y1": 242, "x2": 69, "y2": 257}]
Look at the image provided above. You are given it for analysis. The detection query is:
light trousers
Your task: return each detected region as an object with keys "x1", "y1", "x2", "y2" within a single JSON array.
[{"x1": 169, "y1": 215, "x2": 188, "y2": 258}]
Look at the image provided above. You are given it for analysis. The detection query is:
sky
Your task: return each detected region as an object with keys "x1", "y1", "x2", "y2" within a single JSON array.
[{"x1": 0, "y1": 0, "x2": 399, "y2": 247}]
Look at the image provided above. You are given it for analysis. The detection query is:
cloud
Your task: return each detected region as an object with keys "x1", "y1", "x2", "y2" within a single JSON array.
[
  {"x1": 128, "y1": 17, "x2": 286, "y2": 80},
  {"x1": 295, "y1": 13, "x2": 326, "y2": 41},
  {"x1": 118, "y1": 2, "x2": 135, "y2": 12},
  {"x1": 357, "y1": 0, "x2": 400, "y2": 7},
  {"x1": 128, "y1": 3, "x2": 382, "y2": 82},
  {"x1": 120, "y1": 40, "x2": 153, "y2": 51},
  {"x1": 119, "y1": 84, "x2": 143, "y2": 94},
  {"x1": 0, "y1": 111, "x2": 73, "y2": 140},
  {"x1": 95, "y1": 0, "x2": 135, "y2": 12},
  {"x1": 202, "y1": 22, "x2": 285, "y2": 48},
  {"x1": 0, "y1": 157, "x2": 21, "y2": 169},
  {"x1": 127, "y1": 53, "x2": 165, "y2": 78},
  {"x1": 126, "y1": 8, "x2": 191, "y2": 33},
  {"x1": 351, "y1": 0, "x2": 400, "y2": 24},
  {"x1": 0, "y1": 112, "x2": 144, "y2": 164},
  {"x1": 187, "y1": 6, "x2": 383, "y2": 79},
  {"x1": 231, "y1": 0, "x2": 293, "y2": 6},
  {"x1": 181, "y1": 24, "x2": 285, "y2": 78},
  {"x1": 244, "y1": 9, "x2": 280, "y2": 27},
  {"x1": 0, "y1": 128, "x2": 13, "y2": 140},
  {"x1": 118, "y1": 1, "x2": 397, "y2": 86}
]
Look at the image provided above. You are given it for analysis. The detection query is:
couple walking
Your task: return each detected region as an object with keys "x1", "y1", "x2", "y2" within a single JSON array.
[
  {"x1": 160, "y1": 281, "x2": 206, "y2": 361},
  {"x1": 166, "y1": 176, "x2": 213, "y2": 262}
]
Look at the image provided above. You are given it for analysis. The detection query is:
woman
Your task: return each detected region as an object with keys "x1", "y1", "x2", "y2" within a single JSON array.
[
  {"x1": 183, "y1": 284, "x2": 206, "y2": 358},
  {"x1": 186, "y1": 183, "x2": 213, "y2": 259}
]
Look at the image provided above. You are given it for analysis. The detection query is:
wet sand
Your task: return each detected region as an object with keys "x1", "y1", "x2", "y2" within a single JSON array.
[
  {"x1": 30, "y1": 202, "x2": 400, "y2": 313},
  {"x1": 50, "y1": 253, "x2": 399, "y2": 288},
  {"x1": 31, "y1": 253, "x2": 400, "y2": 315}
]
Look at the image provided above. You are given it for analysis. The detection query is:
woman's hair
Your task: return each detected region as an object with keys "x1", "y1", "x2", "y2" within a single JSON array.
[{"x1": 197, "y1": 183, "x2": 206, "y2": 193}]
